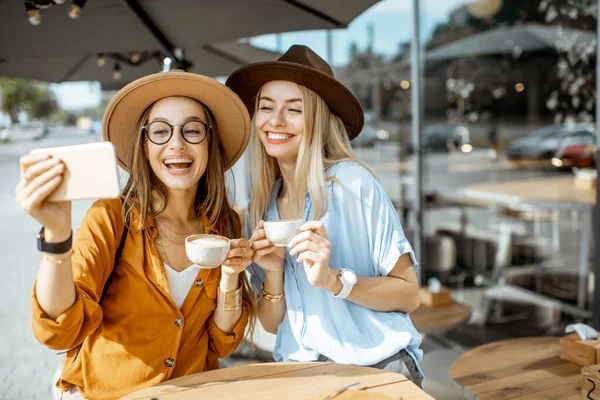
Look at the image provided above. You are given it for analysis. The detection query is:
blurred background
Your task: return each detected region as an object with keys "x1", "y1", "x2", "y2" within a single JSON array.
[{"x1": 0, "y1": 0, "x2": 598, "y2": 399}]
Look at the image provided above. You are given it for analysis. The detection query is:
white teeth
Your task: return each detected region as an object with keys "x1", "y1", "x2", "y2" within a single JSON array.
[
  {"x1": 268, "y1": 133, "x2": 291, "y2": 140},
  {"x1": 164, "y1": 158, "x2": 193, "y2": 165}
]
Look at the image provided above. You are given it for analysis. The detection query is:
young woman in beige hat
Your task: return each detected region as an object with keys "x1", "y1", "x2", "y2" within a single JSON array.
[
  {"x1": 15, "y1": 71, "x2": 255, "y2": 399},
  {"x1": 227, "y1": 45, "x2": 423, "y2": 387}
]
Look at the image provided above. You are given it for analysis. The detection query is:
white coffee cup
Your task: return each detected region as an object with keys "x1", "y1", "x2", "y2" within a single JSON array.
[
  {"x1": 263, "y1": 219, "x2": 304, "y2": 247},
  {"x1": 185, "y1": 234, "x2": 230, "y2": 269}
]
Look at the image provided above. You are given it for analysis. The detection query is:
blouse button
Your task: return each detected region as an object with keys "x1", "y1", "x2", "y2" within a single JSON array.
[
  {"x1": 175, "y1": 317, "x2": 184, "y2": 327},
  {"x1": 165, "y1": 358, "x2": 175, "y2": 368},
  {"x1": 195, "y1": 279, "x2": 204, "y2": 288}
]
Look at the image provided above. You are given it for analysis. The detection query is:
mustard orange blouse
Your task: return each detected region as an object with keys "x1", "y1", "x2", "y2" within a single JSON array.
[{"x1": 31, "y1": 198, "x2": 249, "y2": 399}]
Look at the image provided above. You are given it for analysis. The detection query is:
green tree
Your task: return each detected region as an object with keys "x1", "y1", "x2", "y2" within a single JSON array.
[
  {"x1": 0, "y1": 78, "x2": 35, "y2": 123},
  {"x1": 25, "y1": 85, "x2": 58, "y2": 120},
  {"x1": 0, "y1": 78, "x2": 58, "y2": 123},
  {"x1": 49, "y1": 109, "x2": 77, "y2": 126}
]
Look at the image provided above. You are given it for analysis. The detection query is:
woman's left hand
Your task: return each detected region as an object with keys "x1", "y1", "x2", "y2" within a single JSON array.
[
  {"x1": 221, "y1": 238, "x2": 253, "y2": 276},
  {"x1": 288, "y1": 221, "x2": 336, "y2": 291}
]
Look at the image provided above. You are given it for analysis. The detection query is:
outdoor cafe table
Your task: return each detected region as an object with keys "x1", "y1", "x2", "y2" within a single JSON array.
[
  {"x1": 449, "y1": 336, "x2": 581, "y2": 400},
  {"x1": 410, "y1": 301, "x2": 472, "y2": 334},
  {"x1": 460, "y1": 175, "x2": 595, "y2": 316},
  {"x1": 123, "y1": 362, "x2": 434, "y2": 400}
]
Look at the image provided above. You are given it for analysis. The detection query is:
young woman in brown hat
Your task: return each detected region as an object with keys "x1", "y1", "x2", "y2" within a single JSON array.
[
  {"x1": 227, "y1": 45, "x2": 423, "y2": 387},
  {"x1": 15, "y1": 70, "x2": 255, "y2": 399}
]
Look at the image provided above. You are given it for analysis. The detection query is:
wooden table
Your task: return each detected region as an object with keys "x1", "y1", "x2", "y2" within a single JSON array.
[
  {"x1": 449, "y1": 336, "x2": 581, "y2": 400},
  {"x1": 462, "y1": 175, "x2": 595, "y2": 207},
  {"x1": 411, "y1": 301, "x2": 472, "y2": 334},
  {"x1": 123, "y1": 362, "x2": 434, "y2": 400}
]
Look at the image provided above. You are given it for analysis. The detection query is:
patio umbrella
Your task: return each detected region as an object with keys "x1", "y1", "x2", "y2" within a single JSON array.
[
  {"x1": 340, "y1": 23, "x2": 596, "y2": 83},
  {"x1": 0, "y1": 41, "x2": 281, "y2": 89},
  {"x1": 0, "y1": 0, "x2": 379, "y2": 83},
  {"x1": 426, "y1": 23, "x2": 595, "y2": 61}
]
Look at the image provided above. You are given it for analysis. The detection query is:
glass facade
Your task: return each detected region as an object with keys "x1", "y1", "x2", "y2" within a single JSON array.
[{"x1": 337, "y1": 0, "x2": 598, "y2": 328}]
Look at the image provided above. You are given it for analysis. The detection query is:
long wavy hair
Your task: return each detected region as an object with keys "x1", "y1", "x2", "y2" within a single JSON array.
[
  {"x1": 121, "y1": 97, "x2": 255, "y2": 338},
  {"x1": 248, "y1": 84, "x2": 374, "y2": 228}
]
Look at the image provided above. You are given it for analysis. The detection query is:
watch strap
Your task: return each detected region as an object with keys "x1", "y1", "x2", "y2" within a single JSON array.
[
  {"x1": 332, "y1": 269, "x2": 355, "y2": 299},
  {"x1": 37, "y1": 227, "x2": 73, "y2": 254}
]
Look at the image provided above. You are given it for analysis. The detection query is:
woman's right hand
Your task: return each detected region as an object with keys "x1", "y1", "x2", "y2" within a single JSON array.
[
  {"x1": 16, "y1": 153, "x2": 72, "y2": 240},
  {"x1": 250, "y1": 220, "x2": 285, "y2": 274}
]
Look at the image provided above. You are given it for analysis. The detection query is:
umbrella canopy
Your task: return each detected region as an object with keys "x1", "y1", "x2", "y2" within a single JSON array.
[
  {"x1": 0, "y1": 41, "x2": 281, "y2": 89},
  {"x1": 426, "y1": 23, "x2": 595, "y2": 61},
  {"x1": 0, "y1": 0, "x2": 379, "y2": 84},
  {"x1": 339, "y1": 23, "x2": 596, "y2": 84}
]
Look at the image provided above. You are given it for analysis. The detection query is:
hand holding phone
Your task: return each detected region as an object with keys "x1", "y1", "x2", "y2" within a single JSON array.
[
  {"x1": 16, "y1": 142, "x2": 121, "y2": 238},
  {"x1": 30, "y1": 142, "x2": 121, "y2": 201},
  {"x1": 16, "y1": 152, "x2": 71, "y2": 237}
]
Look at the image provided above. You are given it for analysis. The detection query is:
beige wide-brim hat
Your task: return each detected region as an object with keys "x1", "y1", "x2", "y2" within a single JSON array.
[{"x1": 102, "y1": 70, "x2": 251, "y2": 171}]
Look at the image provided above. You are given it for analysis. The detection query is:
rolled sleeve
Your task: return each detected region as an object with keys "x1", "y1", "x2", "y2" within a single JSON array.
[
  {"x1": 31, "y1": 282, "x2": 103, "y2": 351},
  {"x1": 208, "y1": 300, "x2": 250, "y2": 358},
  {"x1": 367, "y1": 180, "x2": 419, "y2": 276},
  {"x1": 338, "y1": 164, "x2": 419, "y2": 277},
  {"x1": 380, "y1": 237, "x2": 419, "y2": 277}
]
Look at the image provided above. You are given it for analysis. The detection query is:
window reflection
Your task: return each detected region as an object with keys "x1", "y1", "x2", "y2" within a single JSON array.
[{"x1": 342, "y1": 0, "x2": 597, "y2": 337}]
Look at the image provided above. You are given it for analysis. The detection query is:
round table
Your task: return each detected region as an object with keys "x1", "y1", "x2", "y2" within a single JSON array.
[
  {"x1": 123, "y1": 362, "x2": 433, "y2": 400},
  {"x1": 449, "y1": 336, "x2": 581, "y2": 399},
  {"x1": 411, "y1": 301, "x2": 472, "y2": 333}
]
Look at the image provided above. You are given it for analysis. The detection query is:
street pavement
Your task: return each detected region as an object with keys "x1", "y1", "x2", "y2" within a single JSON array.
[{"x1": 0, "y1": 127, "x2": 565, "y2": 399}]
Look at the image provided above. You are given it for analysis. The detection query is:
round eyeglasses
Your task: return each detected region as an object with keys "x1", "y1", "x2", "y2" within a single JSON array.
[{"x1": 143, "y1": 120, "x2": 211, "y2": 145}]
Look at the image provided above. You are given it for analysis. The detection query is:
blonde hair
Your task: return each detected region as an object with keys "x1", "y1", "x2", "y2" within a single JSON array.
[
  {"x1": 121, "y1": 97, "x2": 255, "y2": 338},
  {"x1": 249, "y1": 84, "x2": 373, "y2": 228}
]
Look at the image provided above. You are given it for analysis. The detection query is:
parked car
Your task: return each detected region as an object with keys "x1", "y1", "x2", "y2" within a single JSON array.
[
  {"x1": 506, "y1": 123, "x2": 594, "y2": 160},
  {"x1": 552, "y1": 130, "x2": 596, "y2": 169}
]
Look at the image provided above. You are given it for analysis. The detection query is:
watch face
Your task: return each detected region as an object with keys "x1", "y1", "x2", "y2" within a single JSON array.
[{"x1": 341, "y1": 269, "x2": 357, "y2": 285}]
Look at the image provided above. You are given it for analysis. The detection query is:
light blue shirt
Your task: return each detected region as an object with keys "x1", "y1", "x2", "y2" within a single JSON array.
[{"x1": 246, "y1": 161, "x2": 423, "y2": 371}]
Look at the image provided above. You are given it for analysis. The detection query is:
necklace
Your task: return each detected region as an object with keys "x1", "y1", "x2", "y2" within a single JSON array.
[
  {"x1": 156, "y1": 226, "x2": 184, "y2": 246},
  {"x1": 155, "y1": 218, "x2": 203, "y2": 267},
  {"x1": 157, "y1": 217, "x2": 203, "y2": 236},
  {"x1": 156, "y1": 235, "x2": 195, "y2": 266},
  {"x1": 156, "y1": 244, "x2": 174, "y2": 267},
  {"x1": 156, "y1": 218, "x2": 204, "y2": 246}
]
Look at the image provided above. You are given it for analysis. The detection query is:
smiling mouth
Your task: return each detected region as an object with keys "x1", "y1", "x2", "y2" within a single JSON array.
[
  {"x1": 266, "y1": 132, "x2": 294, "y2": 143},
  {"x1": 163, "y1": 158, "x2": 194, "y2": 170}
]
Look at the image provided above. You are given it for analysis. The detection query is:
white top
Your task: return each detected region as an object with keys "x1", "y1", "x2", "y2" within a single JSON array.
[{"x1": 164, "y1": 263, "x2": 200, "y2": 309}]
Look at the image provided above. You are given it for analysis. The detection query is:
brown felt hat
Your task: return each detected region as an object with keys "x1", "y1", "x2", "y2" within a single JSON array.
[
  {"x1": 226, "y1": 45, "x2": 363, "y2": 140},
  {"x1": 102, "y1": 70, "x2": 251, "y2": 171}
]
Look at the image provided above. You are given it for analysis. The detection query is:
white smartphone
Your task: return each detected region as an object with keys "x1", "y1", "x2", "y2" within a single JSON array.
[{"x1": 30, "y1": 142, "x2": 121, "y2": 201}]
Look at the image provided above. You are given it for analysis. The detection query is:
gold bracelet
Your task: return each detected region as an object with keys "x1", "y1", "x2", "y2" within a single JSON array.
[
  {"x1": 218, "y1": 286, "x2": 242, "y2": 312},
  {"x1": 43, "y1": 249, "x2": 73, "y2": 264},
  {"x1": 261, "y1": 282, "x2": 285, "y2": 303}
]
